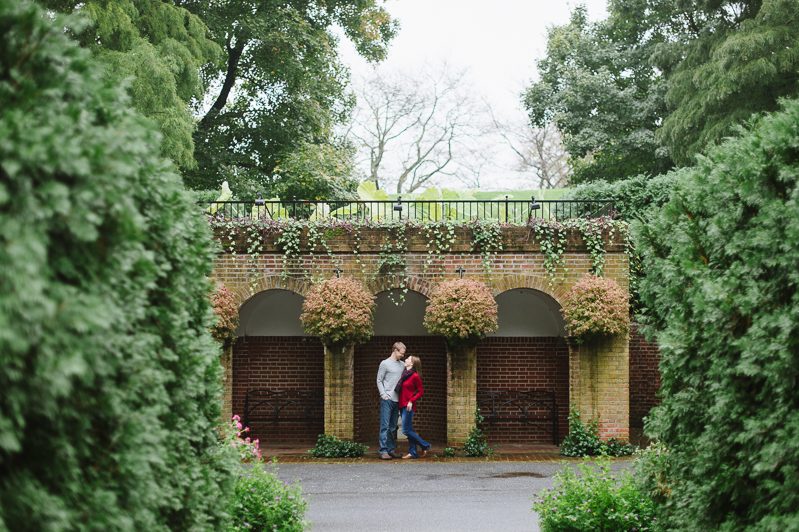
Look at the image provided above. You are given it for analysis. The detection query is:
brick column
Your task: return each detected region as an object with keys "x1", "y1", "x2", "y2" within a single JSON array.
[
  {"x1": 447, "y1": 344, "x2": 477, "y2": 446},
  {"x1": 568, "y1": 334, "x2": 630, "y2": 440},
  {"x1": 324, "y1": 344, "x2": 355, "y2": 440},
  {"x1": 220, "y1": 343, "x2": 233, "y2": 423}
]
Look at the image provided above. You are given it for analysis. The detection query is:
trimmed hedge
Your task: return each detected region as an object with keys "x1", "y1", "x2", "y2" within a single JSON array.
[{"x1": 0, "y1": 2, "x2": 234, "y2": 530}]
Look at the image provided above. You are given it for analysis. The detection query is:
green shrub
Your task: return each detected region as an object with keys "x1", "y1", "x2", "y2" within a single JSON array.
[
  {"x1": 228, "y1": 468, "x2": 308, "y2": 532},
  {"x1": 561, "y1": 274, "x2": 629, "y2": 343},
  {"x1": 560, "y1": 410, "x2": 635, "y2": 458},
  {"x1": 563, "y1": 173, "x2": 678, "y2": 223},
  {"x1": 532, "y1": 459, "x2": 657, "y2": 532},
  {"x1": 0, "y1": 2, "x2": 233, "y2": 530},
  {"x1": 464, "y1": 409, "x2": 496, "y2": 457},
  {"x1": 308, "y1": 434, "x2": 368, "y2": 458},
  {"x1": 633, "y1": 97, "x2": 799, "y2": 530}
]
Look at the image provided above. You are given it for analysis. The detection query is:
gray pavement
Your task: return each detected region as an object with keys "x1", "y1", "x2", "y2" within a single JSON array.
[{"x1": 266, "y1": 460, "x2": 634, "y2": 532}]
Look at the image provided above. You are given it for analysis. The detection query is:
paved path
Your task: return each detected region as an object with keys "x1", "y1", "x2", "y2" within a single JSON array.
[{"x1": 267, "y1": 460, "x2": 634, "y2": 532}]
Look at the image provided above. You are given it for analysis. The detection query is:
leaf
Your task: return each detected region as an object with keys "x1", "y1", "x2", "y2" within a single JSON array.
[{"x1": 357, "y1": 181, "x2": 389, "y2": 201}]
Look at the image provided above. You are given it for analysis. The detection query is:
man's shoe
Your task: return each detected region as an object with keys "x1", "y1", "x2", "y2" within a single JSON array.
[
  {"x1": 388, "y1": 452, "x2": 403, "y2": 459},
  {"x1": 380, "y1": 453, "x2": 392, "y2": 460}
]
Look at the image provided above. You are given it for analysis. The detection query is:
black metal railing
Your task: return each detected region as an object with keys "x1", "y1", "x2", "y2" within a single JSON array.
[{"x1": 199, "y1": 197, "x2": 614, "y2": 223}]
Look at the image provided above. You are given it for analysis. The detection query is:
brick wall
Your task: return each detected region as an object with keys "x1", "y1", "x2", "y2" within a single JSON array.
[
  {"x1": 477, "y1": 337, "x2": 569, "y2": 444},
  {"x1": 629, "y1": 324, "x2": 661, "y2": 429}
]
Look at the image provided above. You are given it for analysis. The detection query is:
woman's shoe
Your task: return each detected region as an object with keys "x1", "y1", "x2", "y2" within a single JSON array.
[
  {"x1": 419, "y1": 449, "x2": 428, "y2": 458},
  {"x1": 402, "y1": 454, "x2": 414, "y2": 459}
]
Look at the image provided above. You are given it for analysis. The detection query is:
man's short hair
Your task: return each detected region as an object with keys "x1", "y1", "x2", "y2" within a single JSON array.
[{"x1": 392, "y1": 342, "x2": 406, "y2": 353}]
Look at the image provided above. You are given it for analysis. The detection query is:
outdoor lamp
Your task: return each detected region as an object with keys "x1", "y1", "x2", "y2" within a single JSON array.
[
  {"x1": 394, "y1": 196, "x2": 403, "y2": 212},
  {"x1": 254, "y1": 193, "x2": 265, "y2": 206},
  {"x1": 530, "y1": 196, "x2": 541, "y2": 211}
]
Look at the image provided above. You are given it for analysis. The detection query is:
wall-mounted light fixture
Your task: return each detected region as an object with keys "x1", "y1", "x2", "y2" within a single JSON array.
[
  {"x1": 455, "y1": 266, "x2": 466, "y2": 279},
  {"x1": 333, "y1": 268, "x2": 343, "y2": 278},
  {"x1": 530, "y1": 196, "x2": 541, "y2": 211},
  {"x1": 393, "y1": 196, "x2": 403, "y2": 212},
  {"x1": 254, "y1": 193, "x2": 265, "y2": 206}
]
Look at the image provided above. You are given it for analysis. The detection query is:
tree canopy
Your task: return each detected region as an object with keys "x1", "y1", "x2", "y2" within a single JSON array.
[
  {"x1": 44, "y1": 0, "x2": 398, "y2": 199},
  {"x1": 526, "y1": 0, "x2": 799, "y2": 182}
]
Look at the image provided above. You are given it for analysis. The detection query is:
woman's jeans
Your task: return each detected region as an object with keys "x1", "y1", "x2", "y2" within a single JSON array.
[{"x1": 401, "y1": 408, "x2": 430, "y2": 458}]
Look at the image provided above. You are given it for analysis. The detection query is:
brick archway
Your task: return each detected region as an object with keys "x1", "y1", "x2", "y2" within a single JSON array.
[
  {"x1": 233, "y1": 275, "x2": 312, "y2": 309},
  {"x1": 488, "y1": 274, "x2": 567, "y2": 308},
  {"x1": 365, "y1": 275, "x2": 435, "y2": 298}
]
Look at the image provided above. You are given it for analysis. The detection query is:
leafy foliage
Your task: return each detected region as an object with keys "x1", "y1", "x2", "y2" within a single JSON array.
[
  {"x1": 308, "y1": 434, "x2": 368, "y2": 458},
  {"x1": 525, "y1": 5, "x2": 672, "y2": 184},
  {"x1": 532, "y1": 459, "x2": 656, "y2": 531},
  {"x1": 210, "y1": 282, "x2": 240, "y2": 345},
  {"x1": 423, "y1": 279, "x2": 498, "y2": 344},
  {"x1": 464, "y1": 409, "x2": 496, "y2": 458},
  {"x1": 228, "y1": 469, "x2": 308, "y2": 532},
  {"x1": 633, "y1": 97, "x2": 799, "y2": 530},
  {"x1": 559, "y1": 410, "x2": 635, "y2": 458},
  {"x1": 0, "y1": 2, "x2": 233, "y2": 530},
  {"x1": 563, "y1": 173, "x2": 678, "y2": 223},
  {"x1": 561, "y1": 274, "x2": 629, "y2": 343},
  {"x1": 300, "y1": 277, "x2": 375, "y2": 346}
]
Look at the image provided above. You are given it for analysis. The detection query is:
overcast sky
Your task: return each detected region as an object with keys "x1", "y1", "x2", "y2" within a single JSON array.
[{"x1": 336, "y1": 0, "x2": 609, "y2": 191}]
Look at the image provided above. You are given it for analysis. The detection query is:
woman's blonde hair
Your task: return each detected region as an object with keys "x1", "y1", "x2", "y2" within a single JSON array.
[{"x1": 409, "y1": 356, "x2": 422, "y2": 379}]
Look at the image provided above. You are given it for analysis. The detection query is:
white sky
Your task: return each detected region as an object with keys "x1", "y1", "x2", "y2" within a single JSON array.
[{"x1": 337, "y1": 0, "x2": 609, "y2": 191}]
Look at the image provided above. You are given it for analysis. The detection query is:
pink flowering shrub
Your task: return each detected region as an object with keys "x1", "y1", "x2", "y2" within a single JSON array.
[
  {"x1": 210, "y1": 281, "x2": 239, "y2": 344},
  {"x1": 561, "y1": 274, "x2": 629, "y2": 342},
  {"x1": 219, "y1": 415, "x2": 262, "y2": 463},
  {"x1": 300, "y1": 277, "x2": 376, "y2": 346},
  {"x1": 423, "y1": 279, "x2": 498, "y2": 344}
]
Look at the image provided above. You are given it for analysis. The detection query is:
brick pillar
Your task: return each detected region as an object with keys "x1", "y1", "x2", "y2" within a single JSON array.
[
  {"x1": 324, "y1": 344, "x2": 355, "y2": 440},
  {"x1": 220, "y1": 343, "x2": 233, "y2": 423},
  {"x1": 447, "y1": 344, "x2": 477, "y2": 446},
  {"x1": 568, "y1": 334, "x2": 630, "y2": 441}
]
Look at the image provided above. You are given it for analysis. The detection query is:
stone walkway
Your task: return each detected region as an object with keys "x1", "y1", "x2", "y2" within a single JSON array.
[{"x1": 259, "y1": 442, "x2": 590, "y2": 463}]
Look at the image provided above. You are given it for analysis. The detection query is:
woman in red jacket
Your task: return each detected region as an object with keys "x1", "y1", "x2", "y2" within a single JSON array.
[{"x1": 398, "y1": 355, "x2": 431, "y2": 459}]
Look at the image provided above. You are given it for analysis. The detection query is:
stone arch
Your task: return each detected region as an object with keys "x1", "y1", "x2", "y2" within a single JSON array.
[
  {"x1": 488, "y1": 274, "x2": 567, "y2": 308},
  {"x1": 233, "y1": 275, "x2": 312, "y2": 309}
]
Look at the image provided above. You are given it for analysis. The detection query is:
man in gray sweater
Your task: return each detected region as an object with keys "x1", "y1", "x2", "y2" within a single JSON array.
[{"x1": 376, "y1": 342, "x2": 406, "y2": 460}]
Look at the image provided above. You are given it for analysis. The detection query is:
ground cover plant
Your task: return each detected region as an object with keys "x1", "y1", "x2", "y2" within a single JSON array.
[
  {"x1": 559, "y1": 410, "x2": 635, "y2": 458},
  {"x1": 532, "y1": 459, "x2": 656, "y2": 531},
  {"x1": 0, "y1": 1, "x2": 235, "y2": 529},
  {"x1": 309, "y1": 434, "x2": 368, "y2": 458},
  {"x1": 633, "y1": 97, "x2": 799, "y2": 530}
]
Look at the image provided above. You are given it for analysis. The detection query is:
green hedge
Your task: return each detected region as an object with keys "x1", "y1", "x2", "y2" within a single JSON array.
[
  {"x1": 563, "y1": 172, "x2": 678, "y2": 222},
  {"x1": 633, "y1": 98, "x2": 799, "y2": 530},
  {"x1": 0, "y1": 2, "x2": 234, "y2": 530}
]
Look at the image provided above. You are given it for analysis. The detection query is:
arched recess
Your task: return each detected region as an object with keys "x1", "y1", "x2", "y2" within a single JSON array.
[
  {"x1": 232, "y1": 275, "x2": 312, "y2": 309},
  {"x1": 373, "y1": 290, "x2": 431, "y2": 336},
  {"x1": 488, "y1": 288, "x2": 567, "y2": 337},
  {"x1": 235, "y1": 289, "x2": 308, "y2": 337}
]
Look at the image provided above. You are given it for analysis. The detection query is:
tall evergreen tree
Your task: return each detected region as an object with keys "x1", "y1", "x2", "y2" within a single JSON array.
[{"x1": 0, "y1": 2, "x2": 234, "y2": 530}]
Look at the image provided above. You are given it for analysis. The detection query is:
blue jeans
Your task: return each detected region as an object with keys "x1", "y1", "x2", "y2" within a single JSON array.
[
  {"x1": 401, "y1": 408, "x2": 430, "y2": 458},
  {"x1": 378, "y1": 399, "x2": 399, "y2": 454}
]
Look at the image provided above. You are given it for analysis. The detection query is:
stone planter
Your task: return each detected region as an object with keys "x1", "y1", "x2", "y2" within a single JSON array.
[{"x1": 323, "y1": 344, "x2": 355, "y2": 440}]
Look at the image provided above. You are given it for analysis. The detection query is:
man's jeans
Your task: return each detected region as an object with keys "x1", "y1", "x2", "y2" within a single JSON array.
[
  {"x1": 378, "y1": 398, "x2": 399, "y2": 454},
  {"x1": 401, "y1": 408, "x2": 430, "y2": 458}
]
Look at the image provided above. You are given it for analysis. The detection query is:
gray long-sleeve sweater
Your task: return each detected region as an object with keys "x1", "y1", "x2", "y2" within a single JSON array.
[{"x1": 376, "y1": 357, "x2": 405, "y2": 402}]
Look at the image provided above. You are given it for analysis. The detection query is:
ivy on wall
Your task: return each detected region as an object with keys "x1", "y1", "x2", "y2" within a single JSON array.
[{"x1": 207, "y1": 215, "x2": 628, "y2": 295}]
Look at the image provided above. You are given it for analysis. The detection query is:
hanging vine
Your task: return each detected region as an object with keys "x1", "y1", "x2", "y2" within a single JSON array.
[{"x1": 470, "y1": 219, "x2": 504, "y2": 275}]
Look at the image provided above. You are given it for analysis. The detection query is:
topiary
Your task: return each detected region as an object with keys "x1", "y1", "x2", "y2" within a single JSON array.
[
  {"x1": 633, "y1": 98, "x2": 799, "y2": 530},
  {"x1": 0, "y1": 2, "x2": 234, "y2": 530},
  {"x1": 300, "y1": 277, "x2": 375, "y2": 347},
  {"x1": 423, "y1": 279, "x2": 498, "y2": 345},
  {"x1": 561, "y1": 274, "x2": 629, "y2": 343},
  {"x1": 210, "y1": 281, "x2": 239, "y2": 345}
]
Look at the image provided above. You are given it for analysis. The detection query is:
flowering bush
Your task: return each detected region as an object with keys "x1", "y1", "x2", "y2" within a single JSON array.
[
  {"x1": 219, "y1": 415, "x2": 262, "y2": 462},
  {"x1": 561, "y1": 274, "x2": 629, "y2": 342},
  {"x1": 532, "y1": 458, "x2": 656, "y2": 532},
  {"x1": 211, "y1": 281, "x2": 240, "y2": 344},
  {"x1": 300, "y1": 277, "x2": 375, "y2": 346},
  {"x1": 423, "y1": 279, "x2": 498, "y2": 344}
]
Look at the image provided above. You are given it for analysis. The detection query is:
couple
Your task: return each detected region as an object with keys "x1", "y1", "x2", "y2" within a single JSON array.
[{"x1": 376, "y1": 342, "x2": 431, "y2": 460}]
